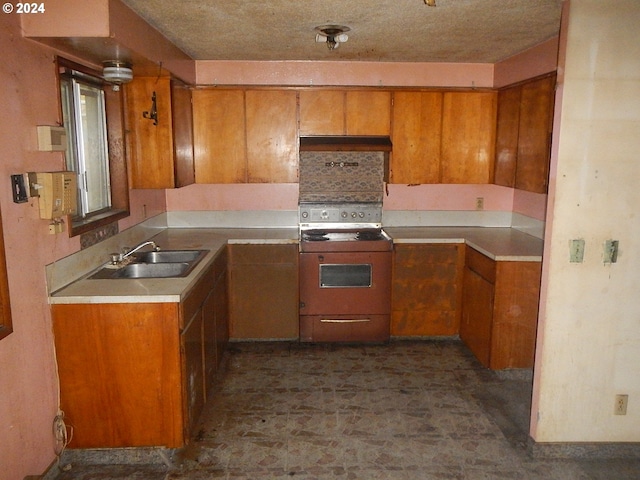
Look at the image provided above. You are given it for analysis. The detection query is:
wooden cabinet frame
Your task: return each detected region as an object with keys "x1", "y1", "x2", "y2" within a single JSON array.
[{"x1": 0, "y1": 209, "x2": 12, "y2": 340}]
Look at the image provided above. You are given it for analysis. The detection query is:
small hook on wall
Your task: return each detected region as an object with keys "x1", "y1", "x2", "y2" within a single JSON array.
[{"x1": 143, "y1": 91, "x2": 158, "y2": 125}]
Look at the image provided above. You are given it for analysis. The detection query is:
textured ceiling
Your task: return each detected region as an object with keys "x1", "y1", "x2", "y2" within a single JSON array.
[{"x1": 120, "y1": 0, "x2": 563, "y2": 63}]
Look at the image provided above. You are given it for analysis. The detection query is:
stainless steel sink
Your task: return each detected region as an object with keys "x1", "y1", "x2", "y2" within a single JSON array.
[
  {"x1": 113, "y1": 262, "x2": 191, "y2": 278},
  {"x1": 89, "y1": 249, "x2": 209, "y2": 279},
  {"x1": 134, "y1": 249, "x2": 207, "y2": 264}
]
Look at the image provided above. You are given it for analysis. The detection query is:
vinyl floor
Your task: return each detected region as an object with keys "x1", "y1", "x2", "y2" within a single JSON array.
[{"x1": 55, "y1": 339, "x2": 640, "y2": 479}]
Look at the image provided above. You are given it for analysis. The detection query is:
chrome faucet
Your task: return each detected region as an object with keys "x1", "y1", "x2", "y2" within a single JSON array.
[{"x1": 111, "y1": 241, "x2": 160, "y2": 264}]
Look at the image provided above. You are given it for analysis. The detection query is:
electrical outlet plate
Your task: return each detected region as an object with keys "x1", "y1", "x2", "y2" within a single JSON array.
[
  {"x1": 475, "y1": 197, "x2": 484, "y2": 210},
  {"x1": 614, "y1": 394, "x2": 628, "y2": 415},
  {"x1": 604, "y1": 240, "x2": 619, "y2": 263},
  {"x1": 570, "y1": 239, "x2": 585, "y2": 263}
]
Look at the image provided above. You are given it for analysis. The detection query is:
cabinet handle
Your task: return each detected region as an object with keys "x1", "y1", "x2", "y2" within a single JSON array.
[{"x1": 320, "y1": 318, "x2": 371, "y2": 323}]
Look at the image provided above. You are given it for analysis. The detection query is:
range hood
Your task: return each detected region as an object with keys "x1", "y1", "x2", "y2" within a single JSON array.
[{"x1": 299, "y1": 136, "x2": 392, "y2": 152}]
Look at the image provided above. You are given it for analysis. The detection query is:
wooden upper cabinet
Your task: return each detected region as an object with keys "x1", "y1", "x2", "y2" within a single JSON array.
[
  {"x1": 245, "y1": 90, "x2": 298, "y2": 183},
  {"x1": 171, "y1": 82, "x2": 196, "y2": 187},
  {"x1": 515, "y1": 75, "x2": 556, "y2": 193},
  {"x1": 299, "y1": 90, "x2": 391, "y2": 136},
  {"x1": 390, "y1": 91, "x2": 443, "y2": 184},
  {"x1": 494, "y1": 85, "x2": 522, "y2": 187},
  {"x1": 441, "y1": 91, "x2": 497, "y2": 184},
  {"x1": 494, "y1": 74, "x2": 556, "y2": 193},
  {"x1": 299, "y1": 90, "x2": 345, "y2": 136},
  {"x1": 193, "y1": 89, "x2": 247, "y2": 183},
  {"x1": 346, "y1": 90, "x2": 391, "y2": 135},
  {"x1": 125, "y1": 76, "x2": 194, "y2": 189}
]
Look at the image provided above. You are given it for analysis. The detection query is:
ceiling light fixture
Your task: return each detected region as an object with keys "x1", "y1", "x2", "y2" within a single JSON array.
[
  {"x1": 424, "y1": 0, "x2": 436, "y2": 5},
  {"x1": 102, "y1": 60, "x2": 133, "y2": 90},
  {"x1": 315, "y1": 25, "x2": 350, "y2": 51}
]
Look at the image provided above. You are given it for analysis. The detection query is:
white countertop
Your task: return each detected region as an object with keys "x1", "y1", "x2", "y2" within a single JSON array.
[
  {"x1": 50, "y1": 226, "x2": 542, "y2": 304},
  {"x1": 385, "y1": 226, "x2": 543, "y2": 261},
  {"x1": 49, "y1": 228, "x2": 299, "y2": 305}
]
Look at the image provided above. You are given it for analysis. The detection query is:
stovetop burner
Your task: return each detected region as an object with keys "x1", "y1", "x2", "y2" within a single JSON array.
[
  {"x1": 356, "y1": 230, "x2": 384, "y2": 241},
  {"x1": 302, "y1": 231, "x2": 330, "y2": 242}
]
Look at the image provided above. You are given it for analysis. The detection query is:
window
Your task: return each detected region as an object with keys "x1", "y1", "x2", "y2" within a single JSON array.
[
  {"x1": 57, "y1": 58, "x2": 129, "y2": 236},
  {"x1": 60, "y1": 72, "x2": 111, "y2": 216}
]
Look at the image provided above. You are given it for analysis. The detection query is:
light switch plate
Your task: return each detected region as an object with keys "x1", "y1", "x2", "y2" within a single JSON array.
[{"x1": 570, "y1": 239, "x2": 585, "y2": 263}]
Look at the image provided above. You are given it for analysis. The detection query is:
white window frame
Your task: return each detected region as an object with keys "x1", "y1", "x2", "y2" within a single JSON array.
[{"x1": 60, "y1": 71, "x2": 112, "y2": 218}]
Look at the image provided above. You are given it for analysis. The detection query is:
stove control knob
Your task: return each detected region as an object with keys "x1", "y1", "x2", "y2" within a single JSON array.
[
  {"x1": 358, "y1": 212, "x2": 365, "y2": 218},
  {"x1": 301, "y1": 211, "x2": 309, "y2": 219},
  {"x1": 351, "y1": 212, "x2": 357, "y2": 218},
  {"x1": 341, "y1": 211, "x2": 348, "y2": 219},
  {"x1": 321, "y1": 210, "x2": 328, "y2": 219}
]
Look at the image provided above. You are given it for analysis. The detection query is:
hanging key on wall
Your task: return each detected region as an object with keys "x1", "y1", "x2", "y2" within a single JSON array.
[{"x1": 142, "y1": 91, "x2": 158, "y2": 125}]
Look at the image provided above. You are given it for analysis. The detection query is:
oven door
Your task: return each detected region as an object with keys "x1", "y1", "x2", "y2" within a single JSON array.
[{"x1": 299, "y1": 251, "x2": 391, "y2": 315}]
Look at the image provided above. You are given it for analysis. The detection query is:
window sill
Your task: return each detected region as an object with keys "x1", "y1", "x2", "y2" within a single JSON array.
[{"x1": 69, "y1": 209, "x2": 129, "y2": 237}]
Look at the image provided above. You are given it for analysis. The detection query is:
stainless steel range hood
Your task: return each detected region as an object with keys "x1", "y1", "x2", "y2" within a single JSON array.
[{"x1": 299, "y1": 136, "x2": 392, "y2": 152}]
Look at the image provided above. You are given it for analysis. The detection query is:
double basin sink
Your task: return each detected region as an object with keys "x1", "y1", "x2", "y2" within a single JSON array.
[{"x1": 89, "y1": 249, "x2": 209, "y2": 279}]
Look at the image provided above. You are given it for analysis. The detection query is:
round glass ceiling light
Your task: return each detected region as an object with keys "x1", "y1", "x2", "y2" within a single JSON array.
[{"x1": 102, "y1": 60, "x2": 133, "y2": 88}]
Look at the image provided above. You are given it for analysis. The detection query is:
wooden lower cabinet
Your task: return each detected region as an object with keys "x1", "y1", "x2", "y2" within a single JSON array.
[
  {"x1": 460, "y1": 246, "x2": 542, "y2": 369},
  {"x1": 51, "y1": 252, "x2": 228, "y2": 449},
  {"x1": 391, "y1": 244, "x2": 465, "y2": 336},
  {"x1": 228, "y1": 244, "x2": 298, "y2": 340}
]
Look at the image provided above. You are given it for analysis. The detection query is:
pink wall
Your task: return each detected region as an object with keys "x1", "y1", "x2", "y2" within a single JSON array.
[
  {"x1": 166, "y1": 184, "x2": 299, "y2": 211},
  {"x1": 0, "y1": 12, "x2": 167, "y2": 479},
  {"x1": 384, "y1": 184, "x2": 514, "y2": 211},
  {"x1": 493, "y1": 37, "x2": 560, "y2": 88}
]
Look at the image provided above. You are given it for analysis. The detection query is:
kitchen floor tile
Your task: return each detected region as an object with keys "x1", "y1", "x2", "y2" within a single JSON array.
[{"x1": 55, "y1": 339, "x2": 640, "y2": 480}]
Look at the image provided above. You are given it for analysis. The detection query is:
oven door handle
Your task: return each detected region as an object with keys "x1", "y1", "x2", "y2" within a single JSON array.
[{"x1": 320, "y1": 318, "x2": 371, "y2": 323}]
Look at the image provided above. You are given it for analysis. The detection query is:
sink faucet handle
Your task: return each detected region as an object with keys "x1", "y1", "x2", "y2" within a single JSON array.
[{"x1": 110, "y1": 253, "x2": 121, "y2": 264}]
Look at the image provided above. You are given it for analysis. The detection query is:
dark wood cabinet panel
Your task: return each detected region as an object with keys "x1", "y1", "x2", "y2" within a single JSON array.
[
  {"x1": 391, "y1": 244, "x2": 464, "y2": 336},
  {"x1": 515, "y1": 75, "x2": 556, "y2": 193},
  {"x1": 494, "y1": 74, "x2": 556, "y2": 193},
  {"x1": 390, "y1": 91, "x2": 443, "y2": 184},
  {"x1": 494, "y1": 85, "x2": 522, "y2": 187},
  {"x1": 461, "y1": 246, "x2": 541, "y2": 370},
  {"x1": 229, "y1": 244, "x2": 299, "y2": 339}
]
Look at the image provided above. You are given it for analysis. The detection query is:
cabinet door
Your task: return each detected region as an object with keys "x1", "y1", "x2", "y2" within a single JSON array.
[
  {"x1": 460, "y1": 267, "x2": 494, "y2": 368},
  {"x1": 391, "y1": 91, "x2": 443, "y2": 184},
  {"x1": 299, "y1": 90, "x2": 345, "y2": 135},
  {"x1": 202, "y1": 290, "x2": 217, "y2": 396},
  {"x1": 229, "y1": 244, "x2": 298, "y2": 339},
  {"x1": 245, "y1": 90, "x2": 298, "y2": 183},
  {"x1": 182, "y1": 309, "x2": 205, "y2": 437},
  {"x1": 193, "y1": 89, "x2": 247, "y2": 183},
  {"x1": 125, "y1": 76, "x2": 175, "y2": 188},
  {"x1": 214, "y1": 266, "x2": 229, "y2": 367},
  {"x1": 171, "y1": 80, "x2": 195, "y2": 187},
  {"x1": 515, "y1": 75, "x2": 555, "y2": 193},
  {"x1": 494, "y1": 85, "x2": 521, "y2": 187},
  {"x1": 391, "y1": 244, "x2": 464, "y2": 336},
  {"x1": 490, "y1": 261, "x2": 541, "y2": 369},
  {"x1": 346, "y1": 91, "x2": 391, "y2": 135},
  {"x1": 441, "y1": 91, "x2": 497, "y2": 184},
  {"x1": 52, "y1": 303, "x2": 183, "y2": 448}
]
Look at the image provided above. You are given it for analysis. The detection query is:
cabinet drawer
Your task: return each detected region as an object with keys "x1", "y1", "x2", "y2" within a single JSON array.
[
  {"x1": 229, "y1": 244, "x2": 297, "y2": 265},
  {"x1": 465, "y1": 246, "x2": 496, "y2": 283}
]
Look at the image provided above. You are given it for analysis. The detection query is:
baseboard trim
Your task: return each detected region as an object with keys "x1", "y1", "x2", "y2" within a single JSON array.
[{"x1": 529, "y1": 438, "x2": 640, "y2": 459}]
